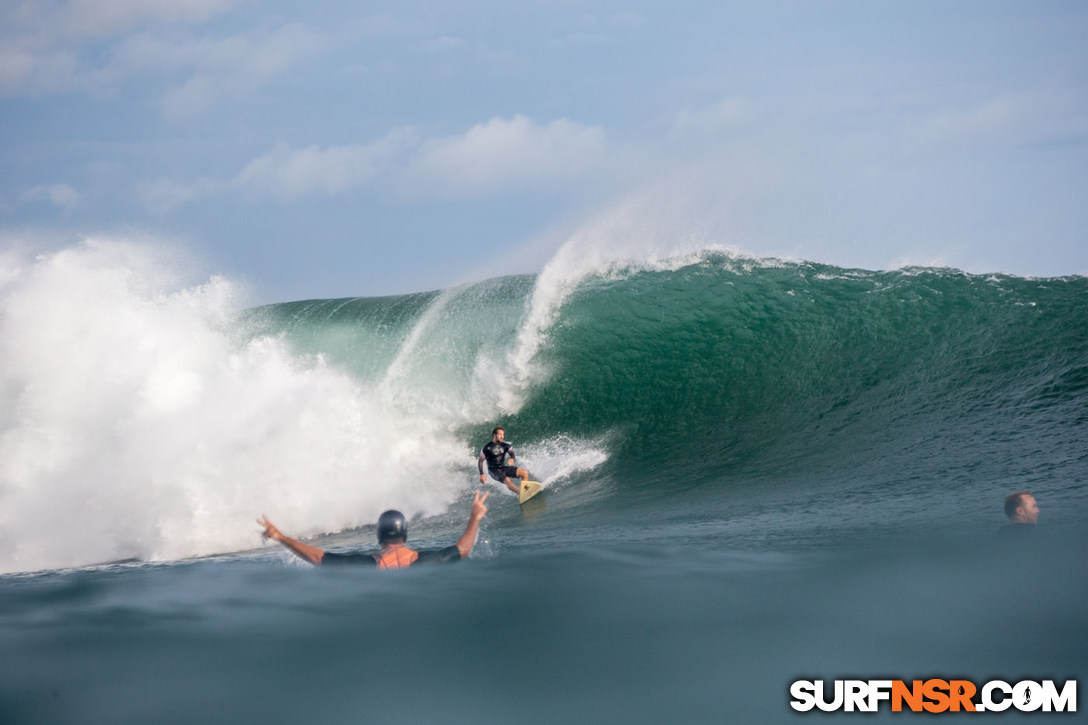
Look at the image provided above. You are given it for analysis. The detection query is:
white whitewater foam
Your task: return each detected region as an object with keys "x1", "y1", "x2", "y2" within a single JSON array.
[
  {"x1": 491, "y1": 192, "x2": 746, "y2": 414},
  {"x1": 522, "y1": 435, "x2": 610, "y2": 489},
  {"x1": 0, "y1": 239, "x2": 468, "y2": 573},
  {"x1": 0, "y1": 216, "x2": 783, "y2": 573}
]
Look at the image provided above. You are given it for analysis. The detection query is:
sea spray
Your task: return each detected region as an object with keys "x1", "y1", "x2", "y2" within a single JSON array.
[
  {"x1": 0, "y1": 239, "x2": 624, "y2": 574},
  {"x1": 0, "y1": 242, "x2": 1084, "y2": 725},
  {"x1": 3, "y1": 237, "x2": 1084, "y2": 574},
  {"x1": 0, "y1": 241, "x2": 469, "y2": 573},
  {"x1": 498, "y1": 195, "x2": 730, "y2": 414}
]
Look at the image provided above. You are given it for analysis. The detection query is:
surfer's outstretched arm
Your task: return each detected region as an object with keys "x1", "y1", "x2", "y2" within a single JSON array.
[
  {"x1": 257, "y1": 515, "x2": 326, "y2": 566},
  {"x1": 454, "y1": 491, "x2": 489, "y2": 558}
]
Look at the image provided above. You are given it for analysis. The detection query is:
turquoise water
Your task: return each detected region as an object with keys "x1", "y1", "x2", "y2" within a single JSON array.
[{"x1": 1, "y1": 251, "x2": 1085, "y2": 722}]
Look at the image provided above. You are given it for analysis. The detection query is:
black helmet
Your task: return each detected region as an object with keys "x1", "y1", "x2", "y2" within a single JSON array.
[{"x1": 376, "y1": 510, "x2": 407, "y2": 544}]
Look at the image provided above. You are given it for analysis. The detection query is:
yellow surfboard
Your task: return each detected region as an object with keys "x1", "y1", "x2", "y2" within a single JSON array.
[{"x1": 518, "y1": 480, "x2": 543, "y2": 504}]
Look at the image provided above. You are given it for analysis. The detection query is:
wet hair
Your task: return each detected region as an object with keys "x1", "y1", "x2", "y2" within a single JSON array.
[
  {"x1": 492, "y1": 426, "x2": 504, "y2": 436},
  {"x1": 1004, "y1": 491, "x2": 1032, "y2": 520}
]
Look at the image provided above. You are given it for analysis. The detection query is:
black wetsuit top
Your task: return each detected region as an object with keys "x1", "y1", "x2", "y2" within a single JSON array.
[
  {"x1": 321, "y1": 545, "x2": 462, "y2": 567},
  {"x1": 479, "y1": 441, "x2": 515, "y2": 474},
  {"x1": 997, "y1": 523, "x2": 1036, "y2": 537}
]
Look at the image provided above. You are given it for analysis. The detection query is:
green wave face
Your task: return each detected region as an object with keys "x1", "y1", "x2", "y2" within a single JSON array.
[
  {"x1": 523, "y1": 261, "x2": 1087, "y2": 481},
  {"x1": 7, "y1": 243, "x2": 1085, "y2": 575},
  {"x1": 247, "y1": 256, "x2": 1088, "y2": 502}
]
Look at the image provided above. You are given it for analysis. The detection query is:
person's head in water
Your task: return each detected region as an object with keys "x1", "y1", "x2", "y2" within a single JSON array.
[
  {"x1": 1004, "y1": 492, "x2": 1039, "y2": 524},
  {"x1": 377, "y1": 510, "x2": 408, "y2": 544},
  {"x1": 492, "y1": 426, "x2": 504, "y2": 443}
]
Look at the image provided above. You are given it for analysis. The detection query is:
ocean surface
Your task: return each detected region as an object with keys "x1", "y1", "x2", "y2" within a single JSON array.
[{"x1": 1, "y1": 242, "x2": 1085, "y2": 723}]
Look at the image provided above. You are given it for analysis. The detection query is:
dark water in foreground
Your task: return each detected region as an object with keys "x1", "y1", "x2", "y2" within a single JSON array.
[{"x1": 1, "y1": 526, "x2": 1084, "y2": 724}]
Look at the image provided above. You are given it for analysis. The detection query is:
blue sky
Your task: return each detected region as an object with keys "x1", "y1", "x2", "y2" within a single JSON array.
[{"x1": 2, "y1": 0, "x2": 1087, "y2": 302}]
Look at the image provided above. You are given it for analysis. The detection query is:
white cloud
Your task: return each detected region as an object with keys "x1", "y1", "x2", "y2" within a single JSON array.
[
  {"x1": 400, "y1": 115, "x2": 608, "y2": 199},
  {"x1": 920, "y1": 86, "x2": 1088, "y2": 151},
  {"x1": 231, "y1": 131, "x2": 416, "y2": 201},
  {"x1": 669, "y1": 97, "x2": 753, "y2": 140},
  {"x1": 108, "y1": 24, "x2": 323, "y2": 119},
  {"x1": 0, "y1": 1, "x2": 317, "y2": 117},
  {"x1": 0, "y1": 44, "x2": 79, "y2": 96},
  {"x1": 0, "y1": 0, "x2": 239, "y2": 96},
  {"x1": 141, "y1": 129, "x2": 417, "y2": 211},
  {"x1": 55, "y1": 0, "x2": 237, "y2": 41},
  {"x1": 19, "y1": 184, "x2": 82, "y2": 214},
  {"x1": 142, "y1": 116, "x2": 610, "y2": 210}
]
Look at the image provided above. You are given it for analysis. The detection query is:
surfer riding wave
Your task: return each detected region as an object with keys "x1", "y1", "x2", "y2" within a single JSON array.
[{"x1": 478, "y1": 426, "x2": 530, "y2": 495}]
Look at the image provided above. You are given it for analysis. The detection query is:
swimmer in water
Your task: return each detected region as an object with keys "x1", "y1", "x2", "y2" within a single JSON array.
[{"x1": 257, "y1": 490, "x2": 488, "y2": 569}]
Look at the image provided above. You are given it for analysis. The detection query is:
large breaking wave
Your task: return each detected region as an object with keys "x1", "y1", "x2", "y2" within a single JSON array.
[{"x1": 1, "y1": 235, "x2": 1085, "y2": 573}]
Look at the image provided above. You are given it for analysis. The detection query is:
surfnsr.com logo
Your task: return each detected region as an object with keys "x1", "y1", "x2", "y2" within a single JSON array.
[{"x1": 790, "y1": 679, "x2": 1077, "y2": 713}]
